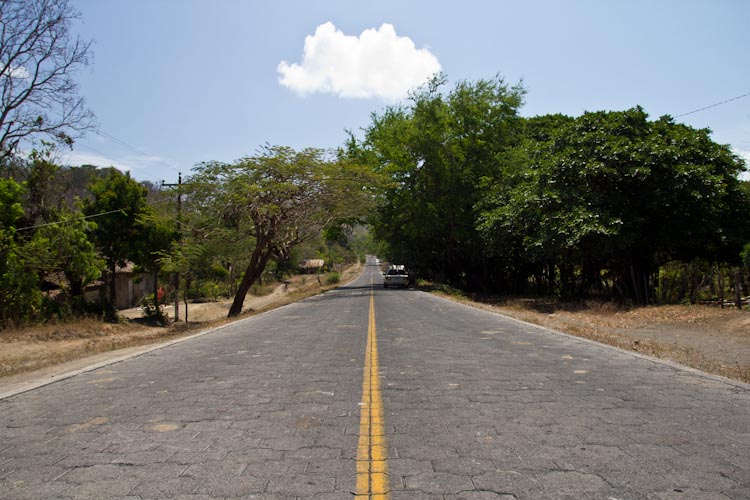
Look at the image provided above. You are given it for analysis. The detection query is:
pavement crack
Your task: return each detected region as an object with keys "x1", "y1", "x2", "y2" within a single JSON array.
[{"x1": 462, "y1": 487, "x2": 519, "y2": 499}]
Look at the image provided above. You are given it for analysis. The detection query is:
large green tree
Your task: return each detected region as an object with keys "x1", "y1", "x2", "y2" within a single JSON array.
[
  {"x1": 84, "y1": 169, "x2": 152, "y2": 318},
  {"x1": 477, "y1": 107, "x2": 750, "y2": 300},
  {"x1": 23, "y1": 206, "x2": 104, "y2": 299},
  {"x1": 350, "y1": 75, "x2": 525, "y2": 288},
  {"x1": 0, "y1": 177, "x2": 41, "y2": 325},
  {"x1": 189, "y1": 145, "x2": 376, "y2": 317},
  {"x1": 137, "y1": 214, "x2": 176, "y2": 299}
]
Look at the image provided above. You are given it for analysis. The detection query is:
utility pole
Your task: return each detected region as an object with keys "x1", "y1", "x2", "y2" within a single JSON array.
[{"x1": 162, "y1": 172, "x2": 182, "y2": 321}]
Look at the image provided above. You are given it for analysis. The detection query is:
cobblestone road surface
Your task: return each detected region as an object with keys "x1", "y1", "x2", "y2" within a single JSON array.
[{"x1": 1, "y1": 258, "x2": 749, "y2": 499}]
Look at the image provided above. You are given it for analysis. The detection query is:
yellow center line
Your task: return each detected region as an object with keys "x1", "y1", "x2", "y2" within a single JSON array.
[{"x1": 355, "y1": 285, "x2": 389, "y2": 499}]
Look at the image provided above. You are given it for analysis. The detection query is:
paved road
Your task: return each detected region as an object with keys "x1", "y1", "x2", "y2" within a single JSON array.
[{"x1": 1, "y1": 258, "x2": 749, "y2": 500}]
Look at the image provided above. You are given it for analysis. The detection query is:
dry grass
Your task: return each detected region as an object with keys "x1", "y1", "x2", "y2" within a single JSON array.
[{"x1": 0, "y1": 326, "x2": 184, "y2": 377}]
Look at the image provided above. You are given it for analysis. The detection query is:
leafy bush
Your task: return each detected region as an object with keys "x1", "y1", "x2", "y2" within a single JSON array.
[
  {"x1": 209, "y1": 263, "x2": 229, "y2": 279},
  {"x1": 141, "y1": 294, "x2": 168, "y2": 325},
  {"x1": 184, "y1": 280, "x2": 232, "y2": 302},
  {"x1": 0, "y1": 250, "x2": 42, "y2": 328},
  {"x1": 40, "y1": 296, "x2": 73, "y2": 323},
  {"x1": 325, "y1": 272, "x2": 340, "y2": 285}
]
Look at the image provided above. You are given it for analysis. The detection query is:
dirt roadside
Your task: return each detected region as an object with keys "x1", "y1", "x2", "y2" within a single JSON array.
[{"x1": 0, "y1": 265, "x2": 362, "y2": 390}]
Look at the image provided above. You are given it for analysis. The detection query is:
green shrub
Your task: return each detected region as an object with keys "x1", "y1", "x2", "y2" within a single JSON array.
[
  {"x1": 325, "y1": 272, "x2": 340, "y2": 285},
  {"x1": 141, "y1": 294, "x2": 168, "y2": 325},
  {"x1": 40, "y1": 296, "x2": 73, "y2": 323},
  {"x1": 209, "y1": 263, "x2": 229, "y2": 279},
  {"x1": 186, "y1": 280, "x2": 230, "y2": 302},
  {"x1": 0, "y1": 251, "x2": 42, "y2": 328}
]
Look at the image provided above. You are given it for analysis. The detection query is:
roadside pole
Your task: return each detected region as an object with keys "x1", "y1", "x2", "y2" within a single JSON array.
[{"x1": 162, "y1": 173, "x2": 182, "y2": 321}]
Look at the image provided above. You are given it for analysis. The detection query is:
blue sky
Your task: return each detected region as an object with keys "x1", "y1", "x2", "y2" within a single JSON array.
[{"x1": 63, "y1": 0, "x2": 750, "y2": 183}]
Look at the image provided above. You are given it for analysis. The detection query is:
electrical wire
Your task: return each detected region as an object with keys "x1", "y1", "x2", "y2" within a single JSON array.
[
  {"x1": 59, "y1": 129, "x2": 182, "y2": 183},
  {"x1": 15, "y1": 209, "x2": 126, "y2": 232},
  {"x1": 62, "y1": 141, "x2": 164, "y2": 183},
  {"x1": 16, "y1": 208, "x2": 202, "y2": 235},
  {"x1": 94, "y1": 129, "x2": 182, "y2": 174},
  {"x1": 46, "y1": 109, "x2": 181, "y2": 179},
  {"x1": 675, "y1": 92, "x2": 750, "y2": 118}
]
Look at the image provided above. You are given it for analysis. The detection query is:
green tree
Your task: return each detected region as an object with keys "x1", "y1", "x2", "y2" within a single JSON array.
[
  {"x1": 22, "y1": 147, "x2": 66, "y2": 225},
  {"x1": 84, "y1": 170, "x2": 151, "y2": 319},
  {"x1": 352, "y1": 75, "x2": 525, "y2": 288},
  {"x1": 25, "y1": 206, "x2": 105, "y2": 299},
  {"x1": 157, "y1": 241, "x2": 204, "y2": 323},
  {"x1": 0, "y1": 177, "x2": 41, "y2": 326},
  {"x1": 135, "y1": 213, "x2": 177, "y2": 321},
  {"x1": 189, "y1": 145, "x2": 375, "y2": 317},
  {"x1": 477, "y1": 107, "x2": 750, "y2": 300}
]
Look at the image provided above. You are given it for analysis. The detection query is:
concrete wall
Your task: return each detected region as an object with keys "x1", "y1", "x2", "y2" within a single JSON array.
[{"x1": 84, "y1": 272, "x2": 155, "y2": 310}]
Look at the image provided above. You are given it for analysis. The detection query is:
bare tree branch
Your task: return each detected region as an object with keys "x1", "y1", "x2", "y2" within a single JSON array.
[{"x1": 0, "y1": 0, "x2": 95, "y2": 159}]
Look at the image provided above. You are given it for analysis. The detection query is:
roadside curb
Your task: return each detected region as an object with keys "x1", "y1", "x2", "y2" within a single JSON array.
[{"x1": 428, "y1": 291, "x2": 750, "y2": 391}]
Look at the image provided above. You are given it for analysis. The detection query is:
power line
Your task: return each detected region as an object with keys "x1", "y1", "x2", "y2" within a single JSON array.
[
  {"x1": 15, "y1": 209, "x2": 126, "y2": 232},
  {"x1": 47, "y1": 109, "x2": 182, "y2": 177},
  {"x1": 675, "y1": 92, "x2": 750, "y2": 118},
  {"x1": 94, "y1": 129, "x2": 182, "y2": 174},
  {"x1": 60, "y1": 129, "x2": 182, "y2": 182},
  {"x1": 62, "y1": 141, "x2": 164, "y2": 183}
]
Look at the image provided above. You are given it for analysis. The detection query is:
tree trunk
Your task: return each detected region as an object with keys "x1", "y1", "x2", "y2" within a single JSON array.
[
  {"x1": 173, "y1": 272, "x2": 180, "y2": 322},
  {"x1": 105, "y1": 261, "x2": 117, "y2": 321},
  {"x1": 228, "y1": 242, "x2": 272, "y2": 317},
  {"x1": 229, "y1": 263, "x2": 236, "y2": 296},
  {"x1": 735, "y1": 269, "x2": 743, "y2": 310},
  {"x1": 184, "y1": 274, "x2": 191, "y2": 322},
  {"x1": 630, "y1": 266, "x2": 641, "y2": 304},
  {"x1": 65, "y1": 271, "x2": 83, "y2": 298},
  {"x1": 109, "y1": 262, "x2": 117, "y2": 306},
  {"x1": 153, "y1": 268, "x2": 159, "y2": 305}
]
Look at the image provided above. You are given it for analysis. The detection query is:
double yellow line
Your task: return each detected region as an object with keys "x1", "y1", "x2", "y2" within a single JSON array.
[{"x1": 355, "y1": 290, "x2": 389, "y2": 499}]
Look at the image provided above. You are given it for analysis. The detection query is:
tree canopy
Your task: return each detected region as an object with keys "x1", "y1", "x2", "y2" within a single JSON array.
[
  {"x1": 477, "y1": 107, "x2": 749, "y2": 299},
  {"x1": 2, "y1": 71, "x2": 749, "y2": 328},
  {"x1": 347, "y1": 75, "x2": 526, "y2": 288},
  {"x1": 84, "y1": 169, "x2": 154, "y2": 318},
  {"x1": 352, "y1": 76, "x2": 750, "y2": 302},
  {"x1": 187, "y1": 145, "x2": 379, "y2": 317}
]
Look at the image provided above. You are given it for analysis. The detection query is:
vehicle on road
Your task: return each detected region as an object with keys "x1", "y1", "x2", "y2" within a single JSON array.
[{"x1": 383, "y1": 266, "x2": 409, "y2": 288}]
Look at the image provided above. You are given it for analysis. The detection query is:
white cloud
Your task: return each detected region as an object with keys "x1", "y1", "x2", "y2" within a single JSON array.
[
  {"x1": 278, "y1": 22, "x2": 441, "y2": 101},
  {"x1": 3, "y1": 65, "x2": 30, "y2": 79}
]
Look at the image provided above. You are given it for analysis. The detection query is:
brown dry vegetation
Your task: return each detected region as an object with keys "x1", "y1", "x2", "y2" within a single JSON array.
[
  {"x1": 0, "y1": 264, "x2": 362, "y2": 378},
  {"x1": 430, "y1": 288, "x2": 750, "y2": 384}
]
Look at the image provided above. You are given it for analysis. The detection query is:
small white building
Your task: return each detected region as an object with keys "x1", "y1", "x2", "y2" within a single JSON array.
[
  {"x1": 299, "y1": 259, "x2": 325, "y2": 274},
  {"x1": 84, "y1": 262, "x2": 154, "y2": 310}
]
